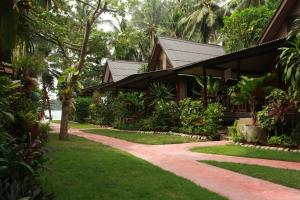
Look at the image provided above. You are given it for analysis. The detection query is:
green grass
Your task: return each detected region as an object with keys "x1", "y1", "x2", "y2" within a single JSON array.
[
  {"x1": 51, "y1": 120, "x2": 99, "y2": 129},
  {"x1": 201, "y1": 161, "x2": 300, "y2": 189},
  {"x1": 44, "y1": 134, "x2": 226, "y2": 200},
  {"x1": 192, "y1": 144, "x2": 300, "y2": 162},
  {"x1": 83, "y1": 129, "x2": 199, "y2": 145}
]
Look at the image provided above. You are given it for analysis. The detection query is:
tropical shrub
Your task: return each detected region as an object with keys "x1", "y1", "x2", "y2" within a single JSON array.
[
  {"x1": 278, "y1": 33, "x2": 300, "y2": 109},
  {"x1": 228, "y1": 120, "x2": 245, "y2": 142},
  {"x1": 148, "y1": 100, "x2": 179, "y2": 131},
  {"x1": 257, "y1": 106, "x2": 276, "y2": 131},
  {"x1": 268, "y1": 135, "x2": 294, "y2": 147},
  {"x1": 38, "y1": 123, "x2": 51, "y2": 145},
  {"x1": 89, "y1": 92, "x2": 114, "y2": 125},
  {"x1": 202, "y1": 103, "x2": 225, "y2": 139},
  {"x1": 74, "y1": 97, "x2": 92, "y2": 123},
  {"x1": 0, "y1": 76, "x2": 53, "y2": 199},
  {"x1": 231, "y1": 74, "x2": 273, "y2": 125},
  {"x1": 112, "y1": 92, "x2": 144, "y2": 129},
  {"x1": 148, "y1": 82, "x2": 174, "y2": 105},
  {"x1": 179, "y1": 98, "x2": 204, "y2": 133}
]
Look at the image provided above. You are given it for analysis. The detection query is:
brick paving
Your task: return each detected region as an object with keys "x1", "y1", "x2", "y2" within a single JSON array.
[{"x1": 51, "y1": 123, "x2": 300, "y2": 200}]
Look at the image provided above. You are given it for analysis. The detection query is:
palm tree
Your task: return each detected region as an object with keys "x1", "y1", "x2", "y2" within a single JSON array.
[
  {"x1": 278, "y1": 33, "x2": 300, "y2": 107},
  {"x1": 178, "y1": 0, "x2": 224, "y2": 43},
  {"x1": 131, "y1": 0, "x2": 168, "y2": 50}
]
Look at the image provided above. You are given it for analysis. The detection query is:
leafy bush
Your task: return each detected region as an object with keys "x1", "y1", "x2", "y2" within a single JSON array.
[
  {"x1": 147, "y1": 100, "x2": 179, "y2": 131},
  {"x1": 179, "y1": 98, "x2": 204, "y2": 133},
  {"x1": 268, "y1": 135, "x2": 294, "y2": 147},
  {"x1": 202, "y1": 103, "x2": 225, "y2": 139},
  {"x1": 38, "y1": 123, "x2": 51, "y2": 145},
  {"x1": 74, "y1": 97, "x2": 92, "y2": 123},
  {"x1": 89, "y1": 92, "x2": 114, "y2": 125},
  {"x1": 228, "y1": 120, "x2": 245, "y2": 142},
  {"x1": 257, "y1": 106, "x2": 275, "y2": 131},
  {"x1": 0, "y1": 77, "x2": 53, "y2": 199},
  {"x1": 112, "y1": 92, "x2": 145, "y2": 129},
  {"x1": 149, "y1": 82, "x2": 174, "y2": 105}
]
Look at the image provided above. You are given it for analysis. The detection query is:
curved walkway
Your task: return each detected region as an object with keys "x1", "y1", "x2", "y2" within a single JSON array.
[{"x1": 51, "y1": 123, "x2": 300, "y2": 200}]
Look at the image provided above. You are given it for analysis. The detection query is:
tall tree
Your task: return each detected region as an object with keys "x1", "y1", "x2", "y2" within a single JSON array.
[
  {"x1": 131, "y1": 0, "x2": 168, "y2": 50},
  {"x1": 221, "y1": 5, "x2": 274, "y2": 52},
  {"x1": 178, "y1": 0, "x2": 224, "y2": 43}
]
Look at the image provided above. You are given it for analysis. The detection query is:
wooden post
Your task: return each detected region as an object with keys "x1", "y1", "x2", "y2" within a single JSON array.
[{"x1": 203, "y1": 67, "x2": 208, "y2": 107}]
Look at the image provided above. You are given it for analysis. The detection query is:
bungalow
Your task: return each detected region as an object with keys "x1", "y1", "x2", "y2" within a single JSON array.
[
  {"x1": 98, "y1": 37, "x2": 224, "y2": 100},
  {"x1": 91, "y1": 0, "x2": 299, "y2": 122},
  {"x1": 83, "y1": 60, "x2": 146, "y2": 95}
]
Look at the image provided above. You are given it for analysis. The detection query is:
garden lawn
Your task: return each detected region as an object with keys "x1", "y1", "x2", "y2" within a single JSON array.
[
  {"x1": 83, "y1": 129, "x2": 200, "y2": 145},
  {"x1": 201, "y1": 161, "x2": 300, "y2": 189},
  {"x1": 192, "y1": 144, "x2": 300, "y2": 162},
  {"x1": 44, "y1": 134, "x2": 225, "y2": 200},
  {"x1": 51, "y1": 120, "x2": 99, "y2": 129}
]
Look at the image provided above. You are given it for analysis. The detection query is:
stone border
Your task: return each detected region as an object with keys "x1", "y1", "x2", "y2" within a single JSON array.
[
  {"x1": 234, "y1": 142, "x2": 300, "y2": 153},
  {"x1": 102, "y1": 127, "x2": 209, "y2": 140}
]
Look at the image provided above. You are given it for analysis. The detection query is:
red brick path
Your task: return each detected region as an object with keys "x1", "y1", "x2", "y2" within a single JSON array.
[{"x1": 51, "y1": 123, "x2": 300, "y2": 200}]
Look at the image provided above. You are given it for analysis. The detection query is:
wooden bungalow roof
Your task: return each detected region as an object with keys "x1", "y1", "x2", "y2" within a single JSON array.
[
  {"x1": 149, "y1": 36, "x2": 225, "y2": 69},
  {"x1": 103, "y1": 60, "x2": 147, "y2": 82},
  {"x1": 174, "y1": 38, "x2": 286, "y2": 77},
  {"x1": 97, "y1": 38, "x2": 285, "y2": 92},
  {"x1": 258, "y1": 0, "x2": 299, "y2": 44}
]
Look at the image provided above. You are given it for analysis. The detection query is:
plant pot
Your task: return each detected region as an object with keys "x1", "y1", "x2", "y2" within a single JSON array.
[{"x1": 242, "y1": 125, "x2": 267, "y2": 143}]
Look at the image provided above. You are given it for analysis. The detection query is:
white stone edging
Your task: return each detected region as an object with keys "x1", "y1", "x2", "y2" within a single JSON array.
[{"x1": 234, "y1": 142, "x2": 300, "y2": 153}]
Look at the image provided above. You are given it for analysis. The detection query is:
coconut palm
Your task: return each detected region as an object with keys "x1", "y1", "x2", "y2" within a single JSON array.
[
  {"x1": 131, "y1": 0, "x2": 168, "y2": 50},
  {"x1": 178, "y1": 0, "x2": 224, "y2": 43}
]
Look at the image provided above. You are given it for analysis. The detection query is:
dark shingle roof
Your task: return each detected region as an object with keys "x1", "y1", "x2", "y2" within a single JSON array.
[
  {"x1": 107, "y1": 60, "x2": 147, "y2": 82},
  {"x1": 157, "y1": 36, "x2": 225, "y2": 68}
]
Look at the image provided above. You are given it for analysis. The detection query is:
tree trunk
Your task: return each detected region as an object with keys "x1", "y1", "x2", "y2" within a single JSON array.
[
  {"x1": 59, "y1": 97, "x2": 72, "y2": 140},
  {"x1": 42, "y1": 82, "x2": 52, "y2": 120}
]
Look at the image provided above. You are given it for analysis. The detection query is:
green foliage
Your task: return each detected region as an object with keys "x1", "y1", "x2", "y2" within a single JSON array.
[
  {"x1": 0, "y1": 76, "x2": 53, "y2": 199},
  {"x1": 268, "y1": 135, "x2": 294, "y2": 147},
  {"x1": 278, "y1": 33, "x2": 300, "y2": 109},
  {"x1": 89, "y1": 93, "x2": 114, "y2": 125},
  {"x1": 202, "y1": 103, "x2": 225, "y2": 139},
  {"x1": 178, "y1": 0, "x2": 224, "y2": 43},
  {"x1": 228, "y1": 120, "x2": 245, "y2": 142},
  {"x1": 74, "y1": 97, "x2": 92, "y2": 123},
  {"x1": 257, "y1": 106, "x2": 275, "y2": 131},
  {"x1": 179, "y1": 98, "x2": 204, "y2": 133},
  {"x1": 38, "y1": 123, "x2": 51, "y2": 145},
  {"x1": 194, "y1": 76, "x2": 221, "y2": 96},
  {"x1": 222, "y1": 6, "x2": 274, "y2": 52},
  {"x1": 147, "y1": 100, "x2": 179, "y2": 131},
  {"x1": 231, "y1": 74, "x2": 273, "y2": 123},
  {"x1": 112, "y1": 92, "x2": 145, "y2": 129},
  {"x1": 149, "y1": 82, "x2": 174, "y2": 106}
]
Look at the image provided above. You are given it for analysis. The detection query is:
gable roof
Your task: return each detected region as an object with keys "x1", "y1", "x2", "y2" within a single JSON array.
[
  {"x1": 105, "y1": 60, "x2": 147, "y2": 82},
  {"x1": 258, "y1": 0, "x2": 298, "y2": 44},
  {"x1": 151, "y1": 36, "x2": 225, "y2": 68}
]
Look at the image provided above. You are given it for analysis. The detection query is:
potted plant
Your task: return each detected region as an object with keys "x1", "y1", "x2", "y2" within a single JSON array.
[{"x1": 230, "y1": 74, "x2": 273, "y2": 143}]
